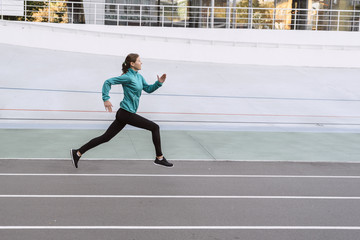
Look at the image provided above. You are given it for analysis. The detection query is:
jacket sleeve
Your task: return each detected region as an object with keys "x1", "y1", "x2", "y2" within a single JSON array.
[
  {"x1": 142, "y1": 75, "x2": 163, "y2": 93},
  {"x1": 102, "y1": 75, "x2": 130, "y2": 101}
]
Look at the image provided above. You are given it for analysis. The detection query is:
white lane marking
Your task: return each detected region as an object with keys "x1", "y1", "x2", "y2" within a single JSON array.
[
  {"x1": 0, "y1": 158, "x2": 216, "y2": 161},
  {"x1": 2, "y1": 158, "x2": 360, "y2": 163},
  {"x1": 0, "y1": 173, "x2": 360, "y2": 179},
  {"x1": 1, "y1": 195, "x2": 360, "y2": 199},
  {"x1": 0, "y1": 226, "x2": 360, "y2": 230}
]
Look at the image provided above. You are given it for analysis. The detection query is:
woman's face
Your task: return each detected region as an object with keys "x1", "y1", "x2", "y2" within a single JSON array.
[{"x1": 131, "y1": 57, "x2": 142, "y2": 71}]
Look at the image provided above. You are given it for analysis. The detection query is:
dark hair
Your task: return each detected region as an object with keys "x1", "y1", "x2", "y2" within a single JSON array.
[{"x1": 122, "y1": 53, "x2": 139, "y2": 74}]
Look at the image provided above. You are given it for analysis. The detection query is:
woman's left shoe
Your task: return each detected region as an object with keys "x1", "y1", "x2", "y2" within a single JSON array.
[
  {"x1": 154, "y1": 157, "x2": 173, "y2": 167},
  {"x1": 70, "y1": 149, "x2": 80, "y2": 168}
]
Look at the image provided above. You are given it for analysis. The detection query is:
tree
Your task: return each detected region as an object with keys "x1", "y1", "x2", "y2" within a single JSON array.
[{"x1": 29, "y1": 0, "x2": 68, "y2": 23}]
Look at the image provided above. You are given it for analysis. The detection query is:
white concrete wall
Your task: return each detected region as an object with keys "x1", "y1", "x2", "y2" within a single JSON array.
[
  {"x1": 1, "y1": 20, "x2": 359, "y2": 68},
  {"x1": 1, "y1": 21, "x2": 360, "y2": 132}
]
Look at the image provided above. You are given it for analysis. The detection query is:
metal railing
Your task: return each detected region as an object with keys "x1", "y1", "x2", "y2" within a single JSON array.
[{"x1": 1, "y1": 1, "x2": 360, "y2": 31}]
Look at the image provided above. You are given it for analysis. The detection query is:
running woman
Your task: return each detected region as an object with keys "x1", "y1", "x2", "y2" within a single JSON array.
[{"x1": 70, "y1": 53, "x2": 173, "y2": 168}]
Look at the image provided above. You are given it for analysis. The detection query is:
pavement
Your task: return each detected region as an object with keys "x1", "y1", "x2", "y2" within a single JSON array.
[{"x1": 1, "y1": 129, "x2": 360, "y2": 162}]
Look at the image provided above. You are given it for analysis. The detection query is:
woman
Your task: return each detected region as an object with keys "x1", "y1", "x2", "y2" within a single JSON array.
[{"x1": 70, "y1": 53, "x2": 173, "y2": 168}]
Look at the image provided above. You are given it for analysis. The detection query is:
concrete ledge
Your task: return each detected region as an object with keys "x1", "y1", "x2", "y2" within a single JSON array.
[{"x1": 1, "y1": 20, "x2": 359, "y2": 68}]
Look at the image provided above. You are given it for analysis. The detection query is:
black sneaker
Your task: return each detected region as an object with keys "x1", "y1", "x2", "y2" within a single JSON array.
[
  {"x1": 70, "y1": 149, "x2": 80, "y2": 168},
  {"x1": 154, "y1": 157, "x2": 173, "y2": 168}
]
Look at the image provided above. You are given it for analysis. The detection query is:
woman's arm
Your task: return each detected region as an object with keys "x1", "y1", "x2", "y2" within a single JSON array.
[
  {"x1": 102, "y1": 75, "x2": 130, "y2": 112},
  {"x1": 142, "y1": 74, "x2": 166, "y2": 93}
]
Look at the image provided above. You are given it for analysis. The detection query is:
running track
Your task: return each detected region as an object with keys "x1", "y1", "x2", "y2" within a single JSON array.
[{"x1": 1, "y1": 159, "x2": 360, "y2": 240}]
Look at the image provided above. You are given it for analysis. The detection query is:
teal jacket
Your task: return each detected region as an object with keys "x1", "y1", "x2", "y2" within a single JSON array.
[{"x1": 102, "y1": 68, "x2": 163, "y2": 113}]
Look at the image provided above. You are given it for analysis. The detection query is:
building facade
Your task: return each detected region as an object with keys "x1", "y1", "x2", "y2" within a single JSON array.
[{"x1": 80, "y1": 0, "x2": 359, "y2": 30}]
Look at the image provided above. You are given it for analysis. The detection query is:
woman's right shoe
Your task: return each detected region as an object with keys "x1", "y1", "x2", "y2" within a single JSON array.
[
  {"x1": 154, "y1": 157, "x2": 173, "y2": 168},
  {"x1": 70, "y1": 149, "x2": 80, "y2": 168}
]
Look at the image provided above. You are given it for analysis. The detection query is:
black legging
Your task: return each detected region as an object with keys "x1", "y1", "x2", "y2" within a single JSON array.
[{"x1": 78, "y1": 108, "x2": 162, "y2": 156}]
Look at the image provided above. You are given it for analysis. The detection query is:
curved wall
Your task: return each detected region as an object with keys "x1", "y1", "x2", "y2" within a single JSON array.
[{"x1": 1, "y1": 21, "x2": 360, "y2": 131}]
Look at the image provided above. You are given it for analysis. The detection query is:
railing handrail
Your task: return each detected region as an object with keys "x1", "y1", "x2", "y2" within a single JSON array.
[{"x1": 7, "y1": 0, "x2": 360, "y2": 13}]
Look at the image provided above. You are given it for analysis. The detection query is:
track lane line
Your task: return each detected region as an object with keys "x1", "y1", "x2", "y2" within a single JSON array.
[
  {"x1": 0, "y1": 173, "x2": 360, "y2": 179},
  {"x1": 1, "y1": 195, "x2": 360, "y2": 199},
  {"x1": 0, "y1": 226, "x2": 360, "y2": 230}
]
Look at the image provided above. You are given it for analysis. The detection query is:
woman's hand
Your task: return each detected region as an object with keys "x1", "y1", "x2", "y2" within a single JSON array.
[
  {"x1": 157, "y1": 74, "x2": 166, "y2": 83},
  {"x1": 104, "y1": 100, "x2": 113, "y2": 112}
]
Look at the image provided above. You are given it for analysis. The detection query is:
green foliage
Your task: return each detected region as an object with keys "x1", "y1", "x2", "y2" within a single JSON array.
[{"x1": 27, "y1": 0, "x2": 68, "y2": 23}]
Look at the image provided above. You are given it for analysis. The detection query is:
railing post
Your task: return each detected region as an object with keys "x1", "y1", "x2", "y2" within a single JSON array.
[
  {"x1": 184, "y1": 7, "x2": 187, "y2": 28},
  {"x1": 94, "y1": 3, "x2": 97, "y2": 24},
  {"x1": 315, "y1": 9, "x2": 318, "y2": 30},
  {"x1": 171, "y1": 5, "x2": 174, "y2": 27},
  {"x1": 198, "y1": 6, "x2": 201, "y2": 28},
  {"x1": 337, "y1": 10, "x2": 340, "y2": 31},
  {"x1": 249, "y1": 7, "x2": 253, "y2": 29},
  {"x1": 140, "y1": 5, "x2": 142, "y2": 26},
  {"x1": 162, "y1": 6, "x2": 164, "y2": 27},
  {"x1": 117, "y1": 4, "x2": 119, "y2": 26},
  {"x1": 235, "y1": 7, "x2": 237, "y2": 28},
  {"x1": 272, "y1": 7, "x2": 276, "y2": 29},
  {"x1": 354, "y1": 9, "x2": 359, "y2": 32},
  {"x1": 294, "y1": 9, "x2": 297, "y2": 30},
  {"x1": 48, "y1": 0, "x2": 51, "y2": 23},
  {"x1": 211, "y1": 4, "x2": 214, "y2": 28},
  {"x1": 207, "y1": 7, "x2": 209, "y2": 28},
  {"x1": 71, "y1": 2, "x2": 73, "y2": 24},
  {"x1": 25, "y1": 0, "x2": 27, "y2": 22},
  {"x1": 226, "y1": 6, "x2": 230, "y2": 28}
]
